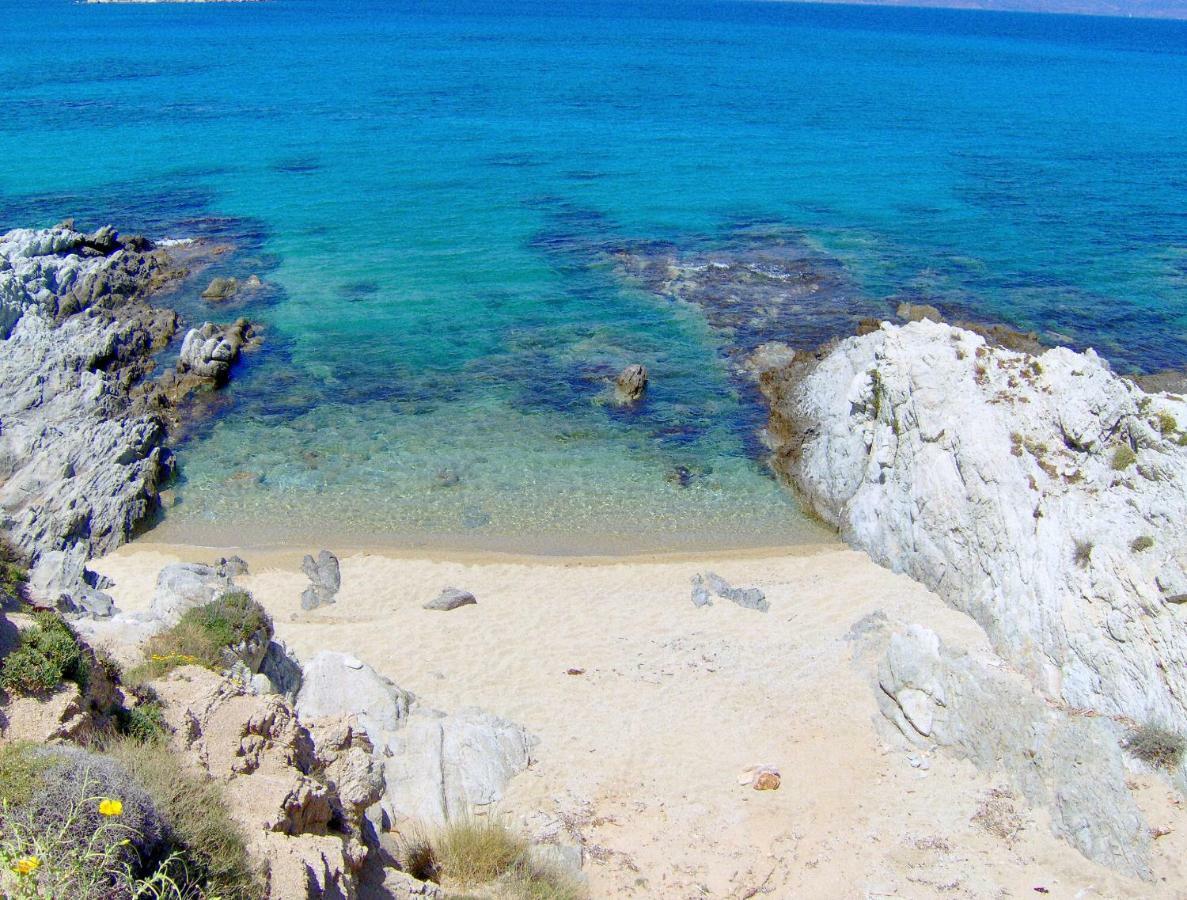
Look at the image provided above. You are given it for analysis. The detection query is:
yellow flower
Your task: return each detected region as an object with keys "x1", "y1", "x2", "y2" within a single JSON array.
[
  {"x1": 12, "y1": 855, "x2": 40, "y2": 875},
  {"x1": 98, "y1": 798, "x2": 124, "y2": 817}
]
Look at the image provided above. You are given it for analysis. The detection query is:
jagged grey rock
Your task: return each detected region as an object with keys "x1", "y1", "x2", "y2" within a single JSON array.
[
  {"x1": 217, "y1": 555, "x2": 250, "y2": 578},
  {"x1": 295, "y1": 651, "x2": 535, "y2": 828},
  {"x1": 423, "y1": 588, "x2": 477, "y2": 611},
  {"x1": 878, "y1": 625, "x2": 1151, "y2": 877},
  {"x1": 701, "y1": 572, "x2": 768, "y2": 612},
  {"x1": 0, "y1": 226, "x2": 179, "y2": 576},
  {"x1": 26, "y1": 546, "x2": 115, "y2": 617},
  {"x1": 260, "y1": 639, "x2": 303, "y2": 701},
  {"x1": 300, "y1": 550, "x2": 341, "y2": 610},
  {"x1": 761, "y1": 320, "x2": 1187, "y2": 726}
]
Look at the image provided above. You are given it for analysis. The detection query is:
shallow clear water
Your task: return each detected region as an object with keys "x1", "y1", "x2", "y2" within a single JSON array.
[{"x1": 2, "y1": 0, "x2": 1186, "y2": 551}]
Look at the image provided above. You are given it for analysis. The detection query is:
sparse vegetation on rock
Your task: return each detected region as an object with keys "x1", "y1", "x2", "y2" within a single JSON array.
[
  {"x1": 1123, "y1": 724, "x2": 1186, "y2": 772},
  {"x1": 1111, "y1": 444, "x2": 1137, "y2": 471},
  {"x1": 128, "y1": 591, "x2": 270, "y2": 685},
  {"x1": 0, "y1": 537, "x2": 28, "y2": 604}
]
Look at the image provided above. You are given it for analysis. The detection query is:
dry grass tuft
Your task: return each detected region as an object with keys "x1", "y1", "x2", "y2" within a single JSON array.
[
  {"x1": 1124, "y1": 724, "x2": 1187, "y2": 772},
  {"x1": 398, "y1": 818, "x2": 587, "y2": 899}
]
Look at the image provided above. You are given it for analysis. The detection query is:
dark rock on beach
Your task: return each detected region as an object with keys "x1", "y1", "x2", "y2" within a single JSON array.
[
  {"x1": 301, "y1": 550, "x2": 341, "y2": 610},
  {"x1": 423, "y1": 588, "x2": 478, "y2": 611}
]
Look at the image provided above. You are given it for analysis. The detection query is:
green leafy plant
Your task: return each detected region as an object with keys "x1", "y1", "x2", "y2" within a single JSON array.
[
  {"x1": 0, "y1": 614, "x2": 88, "y2": 697},
  {"x1": 1131, "y1": 535, "x2": 1155, "y2": 553}
]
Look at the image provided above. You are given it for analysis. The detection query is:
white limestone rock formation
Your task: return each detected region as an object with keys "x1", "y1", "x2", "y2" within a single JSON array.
[
  {"x1": 878, "y1": 624, "x2": 1151, "y2": 876},
  {"x1": 759, "y1": 319, "x2": 1187, "y2": 727}
]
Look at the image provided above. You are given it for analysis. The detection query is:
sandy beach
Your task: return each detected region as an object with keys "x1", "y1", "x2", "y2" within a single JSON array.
[{"x1": 93, "y1": 541, "x2": 1187, "y2": 898}]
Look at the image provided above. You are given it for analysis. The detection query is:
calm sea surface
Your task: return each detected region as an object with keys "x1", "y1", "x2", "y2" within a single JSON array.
[{"x1": 2, "y1": 0, "x2": 1185, "y2": 551}]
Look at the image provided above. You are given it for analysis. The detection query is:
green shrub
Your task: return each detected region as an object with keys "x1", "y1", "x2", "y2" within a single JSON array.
[
  {"x1": 1156, "y1": 412, "x2": 1178, "y2": 436},
  {"x1": 117, "y1": 703, "x2": 168, "y2": 743},
  {"x1": 0, "y1": 745, "x2": 170, "y2": 899},
  {"x1": 128, "y1": 592, "x2": 270, "y2": 684},
  {"x1": 1073, "y1": 540, "x2": 1093, "y2": 569},
  {"x1": 1131, "y1": 535, "x2": 1155, "y2": 553},
  {"x1": 0, "y1": 614, "x2": 88, "y2": 697},
  {"x1": 1124, "y1": 724, "x2": 1186, "y2": 771},
  {"x1": 183, "y1": 591, "x2": 269, "y2": 650},
  {"x1": 1111, "y1": 444, "x2": 1137, "y2": 471}
]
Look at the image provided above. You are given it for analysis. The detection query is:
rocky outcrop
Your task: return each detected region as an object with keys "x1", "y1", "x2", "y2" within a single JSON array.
[
  {"x1": 0, "y1": 224, "x2": 255, "y2": 612},
  {"x1": 0, "y1": 226, "x2": 179, "y2": 568},
  {"x1": 759, "y1": 319, "x2": 1187, "y2": 729},
  {"x1": 151, "y1": 666, "x2": 385, "y2": 899},
  {"x1": 878, "y1": 624, "x2": 1151, "y2": 877},
  {"x1": 295, "y1": 651, "x2": 536, "y2": 828}
]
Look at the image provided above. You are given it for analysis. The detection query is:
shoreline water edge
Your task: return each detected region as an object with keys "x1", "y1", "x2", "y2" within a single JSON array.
[{"x1": 3, "y1": 221, "x2": 1187, "y2": 895}]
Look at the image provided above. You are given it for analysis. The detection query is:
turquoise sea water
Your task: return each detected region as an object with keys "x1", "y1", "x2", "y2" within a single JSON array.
[{"x1": 2, "y1": 0, "x2": 1186, "y2": 551}]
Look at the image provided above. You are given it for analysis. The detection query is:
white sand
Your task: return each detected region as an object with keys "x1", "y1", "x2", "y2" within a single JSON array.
[{"x1": 94, "y1": 543, "x2": 1187, "y2": 898}]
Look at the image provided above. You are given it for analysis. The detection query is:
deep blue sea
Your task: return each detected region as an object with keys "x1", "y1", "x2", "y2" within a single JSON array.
[{"x1": 2, "y1": 0, "x2": 1186, "y2": 551}]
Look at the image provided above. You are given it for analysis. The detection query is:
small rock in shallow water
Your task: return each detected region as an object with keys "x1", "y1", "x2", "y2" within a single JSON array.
[
  {"x1": 201, "y1": 276, "x2": 239, "y2": 302},
  {"x1": 424, "y1": 588, "x2": 477, "y2": 611},
  {"x1": 614, "y1": 364, "x2": 648, "y2": 404},
  {"x1": 434, "y1": 467, "x2": 460, "y2": 488}
]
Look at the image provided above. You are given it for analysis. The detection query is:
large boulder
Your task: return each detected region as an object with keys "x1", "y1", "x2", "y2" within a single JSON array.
[
  {"x1": 296, "y1": 652, "x2": 411, "y2": 736},
  {"x1": 149, "y1": 562, "x2": 233, "y2": 626},
  {"x1": 296, "y1": 651, "x2": 536, "y2": 828},
  {"x1": 760, "y1": 320, "x2": 1187, "y2": 726}
]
